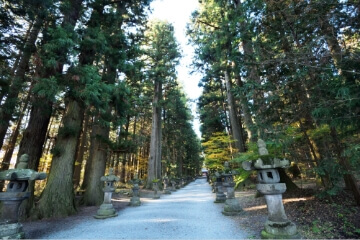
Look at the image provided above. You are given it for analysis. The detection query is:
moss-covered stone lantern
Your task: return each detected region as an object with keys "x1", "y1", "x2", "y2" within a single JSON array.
[
  {"x1": 222, "y1": 162, "x2": 242, "y2": 216},
  {"x1": 214, "y1": 172, "x2": 226, "y2": 203},
  {"x1": 162, "y1": 175, "x2": 171, "y2": 194},
  {"x1": 129, "y1": 174, "x2": 142, "y2": 207},
  {"x1": 0, "y1": 154, "x2": 46, "y2": 239},
  {"x1": 242, "y1": 139, "x2": 300, "y2": 239},
  {"x1": 94, "y1": 168, "x2": 119, "y2": 219},
  {"x1": 152, "y1": 179, "x2": 160, "y2": 199}
]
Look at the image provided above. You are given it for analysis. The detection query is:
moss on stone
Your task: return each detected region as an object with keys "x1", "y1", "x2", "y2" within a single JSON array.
[{"x1": 260, "y1": 230, "x2": 301, "y2": 239}]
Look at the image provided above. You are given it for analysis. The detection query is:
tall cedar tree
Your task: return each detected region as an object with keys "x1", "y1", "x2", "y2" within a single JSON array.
[{"x1": 144, "y1": 20, "x2": 180, "y2": 187}]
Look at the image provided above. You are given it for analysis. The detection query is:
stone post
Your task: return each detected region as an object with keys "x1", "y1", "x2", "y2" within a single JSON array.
[
  {"x1": 0, "y1": 154, "x2": 46, "y2": 239},
  {"x1": 242, "y1": 139, "x2": 300, "y2": 239},
  {"x1": 94, "y1": 168, "x2": 119, "y2": 219},
  {"x1": 162, "y1": 176, "x2": 171, "y2": 194},
  {"x1": 214, "y1": 172, "x2": 226, "y2": 203},
  {"x1": 175, "y1": 178, "x2": 181, "y2": 189},
  {"x1": 170, "y1": 179, "x2": 176, "y2": 192},
  {"x1": 129, "y1": 175, "x2": 142, "y2": 206},
  {"x1": 181, "y1": 178, "x2": 185, "y2": 187},
  {"x1": 222, "y1": 162, "x2": 242, "y2": 216},
  {"x1": 152, "y1": 181, "x2": 160, "y2": 199}
]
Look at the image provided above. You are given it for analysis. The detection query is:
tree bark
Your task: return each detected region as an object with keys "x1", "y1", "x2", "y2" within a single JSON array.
[
  {"x1": 73, "y1": 110, "x2": 90, "y2": 189},
  {"x1": 224, "y1": 70, "x2": 245, "y2": 152},
  {"x1": 81, "y1": 115, "x2": 94, "y2": 191},
  {"x1": 34, "y1": 99, "x2": 84, "y2": 218},
  {"x1": 330, "y1": 127, "x2": 360, "y2": 206},
  {"x1": 83, "y1": 114, "x2": 110, "y2": 206},
  {"x1": 147, "y1": 79, "x2": 162, "y2": 188},
  {"x1": 234, "y1": 74, "x2": 257, "y2": 143}
]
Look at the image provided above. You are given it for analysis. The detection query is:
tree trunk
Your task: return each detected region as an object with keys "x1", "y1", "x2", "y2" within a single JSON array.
[
  {"x1": 234, "y1": 1, "x2": 263, "y2": 138},
  {"x1": 224, "y1": 70, "x2": 245, "y2": 152},
  {"x1": 147, "y1": 79, "x2": 162, "y2": 188},
  {"x1": 81, "y1": 115, "x2": 94, "y2": 190},
  {"x1": 17, "y1": 0, "x2": 84, "y2": 217},
  {"x1": 219, "y1": 82, "x2": 231, "y2": 134},
  {"x1": 279, "y1": 168, "x2": 299, "y2": 192},
  {"x1": 234, "y1": 74, "x2": 257, "y2": 143},
  {"x1": 120, "y1": 115, "x2": 131, "y2": 183},
  {"x1": 318, "y1": 17, "x2": 344, "y2": 76},
  {"x1": 0, "y1": 17, "x2": 43, "y2": 150},
  {"x1": 330, "y1": 127, "x2": 360, "y2": 206},
  {"x1": 83, "y1": 114, "x2": 110, "y2": 206},
  {"x1": 34, "y1": 99, "x2": 84, "y2": 218},
  {"x1": 73, "y1": 110, "x2": 90, "y2": 189},
  {"x1": 0, "y1": 91, "x2": 31, "y2": 172}
]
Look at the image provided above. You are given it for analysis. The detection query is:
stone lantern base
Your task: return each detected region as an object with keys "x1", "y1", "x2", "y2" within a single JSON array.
[
  {"x1": 163, "y1": 189, "x2": 171, "y2": 194},
  {"x1": 222, "y1": 198, "x2": 242, "y2": 216},
  {"x1": 94, "y1": 203, "x2": 118, "y2": 219},
  {"x1": 0, "y1": 223, "x2": 25, "y2": 239},
  {"x1": 261, "y1": 220, "x2": 300, "y2": 239},
  {"x1": 129, "y1": 196, "x2": 141, "y2": 206},
  {"x1": 214, "y1": 191, "x2": 226, "y2": 203}
]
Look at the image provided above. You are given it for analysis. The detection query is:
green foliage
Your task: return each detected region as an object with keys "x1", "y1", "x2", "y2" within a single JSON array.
[
  {"x1": 202, "y1": 132, "x2": 236, "y2": 170},
  {"x1": 50, "y1": 146, "x2": 62, "y2": 157},
  {"x1": 344, "y1": 144, "x2": 360, "y2": 172},
  {"x1": 57, "y1": 125, "x2": 81, "y2": 138},
  {"x1": 32, "y1": 76, "x2": 59, "y2": 101},
  {"x1": 233, "y1": 169, "x2": 252, "y2": 189}
]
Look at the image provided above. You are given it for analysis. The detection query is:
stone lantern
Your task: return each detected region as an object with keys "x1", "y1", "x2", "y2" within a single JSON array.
[
  {"x1": 222, "y1": 162, "x2": 242, "y2": 216},
  {"x1": 170, "y1": 179, "x2": 176, "y2": 192},
  {"x1": 162, "y1": 175, "x2": 171, "y2": 194},
  {"x1": 94, "y1": 168, "x2": 119, "y2": 219},
  {"x1": 175, "y1": 178, "x2": 181, "y2": 189},
  {"x1": 129, "y1": 174, "x2": 142, "y2": 207},
  {"x1": 181, "y1": 178, "x2": 186, "y2": 187},
  {"x1": 214, "y1": 172, "x2": 226, "y2": 203},
  {"x1": 0, "y1": 154, "x2": 46, "y2": 239},
  {"x1": 152, "y1": 180, "x2": 160, "y2": 199},
  {"x1": 242, "y1": 139, "x2": 299, "y2": 239}
]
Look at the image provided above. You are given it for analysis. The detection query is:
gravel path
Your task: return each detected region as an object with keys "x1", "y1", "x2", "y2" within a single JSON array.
[{"x1": 26, "y1": 178, "x2": 250, "y2": 239}]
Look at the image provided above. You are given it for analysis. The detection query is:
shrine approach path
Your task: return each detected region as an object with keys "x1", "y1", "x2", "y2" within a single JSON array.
[{"x1": 25, "y1": 177, "x2": 250, "y2": 239}]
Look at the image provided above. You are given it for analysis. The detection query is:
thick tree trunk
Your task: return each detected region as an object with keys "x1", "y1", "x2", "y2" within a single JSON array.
[
  {"x1": 147, "y1": 79, "x2": 162, "y2": 188},
  {"x1": 83, "y1": 114, "x2": 110, "y2": 206},
  {"x1": 16, "y1": 0, "x2": 84, "y2": 217},
  {"x1": 224, "y1": 70, "x2": 245, "y2": 152},
  {"x1": 34, "y1": 99, "x2": 84, "y2": 218},
  {"x1": 0, "y1": 17, "x2": 43, "y2": 150}
]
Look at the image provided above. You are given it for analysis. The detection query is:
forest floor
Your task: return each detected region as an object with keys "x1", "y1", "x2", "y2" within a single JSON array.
[
  {"x1": 235, "y1": 182, "x2": 360, "y2": 239},
  {"x1": 22, "y1": 179, "x2": 360, "y2": 239}
]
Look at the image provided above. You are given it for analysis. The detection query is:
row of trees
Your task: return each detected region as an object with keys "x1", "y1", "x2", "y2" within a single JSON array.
[
  {"x1": 188, "y1": 0, "x2": 360, "y2": 205},
  {"x1": 0, "y1": 0, "x2": 202, "y2": 218}
]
